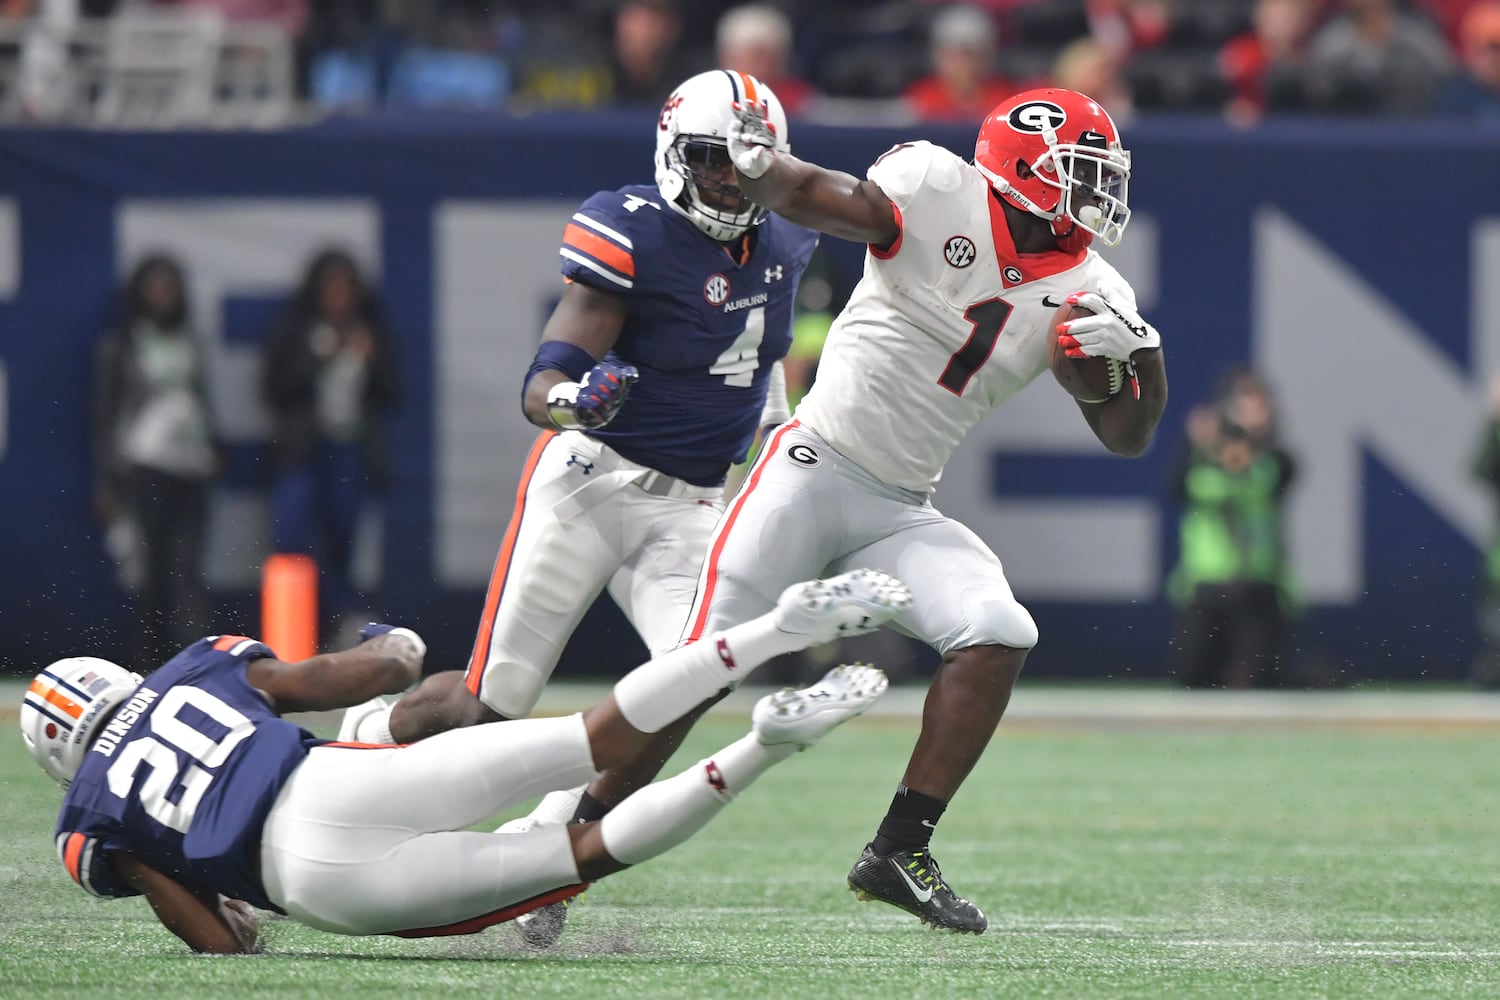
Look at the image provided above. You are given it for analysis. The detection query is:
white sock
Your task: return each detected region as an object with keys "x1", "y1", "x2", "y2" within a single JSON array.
[
  {"x1": 353, "y1": 706, "x2": 395, "y2": 745},
  {"x1": 598, "y1": 733, "x2": 797, "y2": 866},
  {"x1": 612, "y1": 612, "x2": 807, "y2": 733},
  {"x1": 528, "y1": 786, "x2": 584, "y2": 826}
]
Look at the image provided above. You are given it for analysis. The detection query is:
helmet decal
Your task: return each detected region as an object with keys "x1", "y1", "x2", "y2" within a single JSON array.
[{"x1": 1007, "y1": 100, "x2": 1067, "y2": 134}]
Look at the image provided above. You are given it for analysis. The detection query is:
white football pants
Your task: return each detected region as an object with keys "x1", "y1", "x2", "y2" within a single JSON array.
[
  {"x1": 682, "y1": 421, "x2": 1039, "y2": 653},
  {"x1": 259, "y1": 715, "x2": 597, "y2": 936},
  {"x1": 465, "y1": 430, "x2": 724, "y2": 718}
]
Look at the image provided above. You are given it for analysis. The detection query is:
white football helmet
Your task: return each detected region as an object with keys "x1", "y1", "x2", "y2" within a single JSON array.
[
  {"x1": 655, "y1": 69, "x2": 789, "y2": 242},
  {"x1": 20, "y1": 656, "x2": 143, "y2": 787}
]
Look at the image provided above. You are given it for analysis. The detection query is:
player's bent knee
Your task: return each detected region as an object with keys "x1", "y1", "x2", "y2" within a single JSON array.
[{"x1": 949, "y1": 604, "x2": 1039, "y2": 652}]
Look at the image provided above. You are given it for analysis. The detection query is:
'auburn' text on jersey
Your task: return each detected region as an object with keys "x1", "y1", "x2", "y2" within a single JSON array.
[
  {"x1": 55, "y1": 636, "x2": 322, "y2": 911},
  {"x1": 559, "y1": 184, "x2": 818, "y2": 485},
  {"x1": 795, "y1": 141, "x2": 1140, "y2": 493}
]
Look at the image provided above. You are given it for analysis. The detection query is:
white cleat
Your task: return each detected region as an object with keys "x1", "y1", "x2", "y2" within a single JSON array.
[
  {"x1": 495, "y1": 816, "x2": 541, "y2": 835},
  {"x1": 336, "y1": 696, "x2": 389, "y2": 743},
  {"x1": 773, "y1": 569, "x2": 913, "y2": 647},
  {"x1": 752, "y1": 664, "x2": 890, "y2": 749}
]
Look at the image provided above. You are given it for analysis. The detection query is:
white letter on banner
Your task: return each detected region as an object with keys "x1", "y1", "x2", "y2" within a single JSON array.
[
  {"x1": 1259, "y1": 208, "x2": 1497, "y2": 603},
  {"x1": 117, "y1": 201, "x2": 382, "y2": 588},
  {"x1": 434, "y1": 201, "x2": 576, "y2": 586}
]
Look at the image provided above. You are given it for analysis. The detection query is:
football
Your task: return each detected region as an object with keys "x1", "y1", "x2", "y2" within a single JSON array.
[{"x1": 1050, "y1": 301, "x2": 1124, "y2": 404}]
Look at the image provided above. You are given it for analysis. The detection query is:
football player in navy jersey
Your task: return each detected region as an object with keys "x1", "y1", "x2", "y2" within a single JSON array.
[
  {"x1": 22, "y1": 571, "x2": 910, "y2": 953},
  {"x1": 346, "y1": 71, "x2": 819, "y2": 886}
]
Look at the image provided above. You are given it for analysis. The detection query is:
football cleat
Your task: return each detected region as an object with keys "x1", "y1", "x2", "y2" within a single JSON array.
[
  {"x1": 847, "y1": 844, "x2": 988, "y2": 934},
  {"x1": 773, "y1": 569, "x2": 912, "y2": 647},
  {"x1": 514, "y1": 896, "x2": 574, "y2": 949},
  {"x1": 752, "y1": 664, "x2": 889, "y2": 749},
  {"x1": 335, "y1": 696, "x2": 389, "y2": 743}
]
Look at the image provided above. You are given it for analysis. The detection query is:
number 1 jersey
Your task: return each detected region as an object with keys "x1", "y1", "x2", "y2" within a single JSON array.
[
  {"x1": 795, "y1": 141, "x2": 1140, "y2": 494},
  {"x1": 55, "y1": 636, "x2": 319, "y2": 911}
]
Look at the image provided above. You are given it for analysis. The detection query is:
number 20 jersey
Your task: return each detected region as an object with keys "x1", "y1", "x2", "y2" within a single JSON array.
[
  {"x1": 794, "y1": 141, "x2": 1141, "y2": 494},
  {"x1": 559, "y1": 185, "x2": 819, "y2": 485},
  {"x1": 54, "y1": 636, "x2": 317, "y2": 911}
]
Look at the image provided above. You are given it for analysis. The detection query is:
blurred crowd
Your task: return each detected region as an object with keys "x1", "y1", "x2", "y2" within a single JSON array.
[{"x1": 3, "y1": 0, "x2": 1499, "y2": 124}]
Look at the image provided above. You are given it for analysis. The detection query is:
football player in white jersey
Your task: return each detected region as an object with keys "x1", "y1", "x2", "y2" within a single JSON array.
[{"x1": 571, "y1": 88, "x2": 1168, "y2": 934}]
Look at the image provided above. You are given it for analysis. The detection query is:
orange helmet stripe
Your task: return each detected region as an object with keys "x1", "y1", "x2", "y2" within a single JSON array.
[
  {"x1": 28, "y1": 678, "x2": 83, "y2": 719},
  {"x1": 734, "y1": 71, "x2": 759, "y2": 105}
]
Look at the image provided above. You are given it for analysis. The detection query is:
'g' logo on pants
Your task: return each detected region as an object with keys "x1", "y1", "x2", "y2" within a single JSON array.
[{"x1": 787, "y1": 443, "x2": 820, "y2": 467}]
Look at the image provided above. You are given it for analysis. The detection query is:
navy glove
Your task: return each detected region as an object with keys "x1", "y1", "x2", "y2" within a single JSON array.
[{"x1": 547, "y1": 361, "x2": 639, "y2": 430}]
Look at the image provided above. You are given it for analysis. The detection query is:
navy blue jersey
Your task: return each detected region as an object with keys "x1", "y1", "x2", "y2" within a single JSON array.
[
  {"x1": 559, "y1": 185, "x2": 819, "y2": 486},
  {"x1": 55, "y1": 635, "x2": 321, "y2": 912}
]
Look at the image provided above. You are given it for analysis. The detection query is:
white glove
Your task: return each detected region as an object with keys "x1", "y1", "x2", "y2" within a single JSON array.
[
  {"x1": 727, "y1": 100, "x2": 778, "y2": 179},
  {"x1": 1057, "y1": 291, "x2": 1161, "y2": 363}
]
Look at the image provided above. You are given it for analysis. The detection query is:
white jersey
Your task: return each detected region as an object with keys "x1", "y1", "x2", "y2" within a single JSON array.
[{"x1": 795, "y1": 141, "x2": 1138, "y2": 493}]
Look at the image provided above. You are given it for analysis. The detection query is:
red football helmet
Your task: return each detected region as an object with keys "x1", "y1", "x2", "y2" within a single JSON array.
[{"x1": 973, "y1": 88, "x2": 1132, "y2": 248}]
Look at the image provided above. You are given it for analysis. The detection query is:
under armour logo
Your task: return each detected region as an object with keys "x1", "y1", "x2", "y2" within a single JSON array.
[
  {"x1": 764, "y1": 265, "x2": 784, "y2": 283},
  {"x1": 566, "y1": 454, "x2": 594, "y2": 475},
  {"x1": 716, "y1": 635, "x2": 736, "y2": 668},
  {"x1": 704, "y1": 760, "x2": 727, "y2": 793}
]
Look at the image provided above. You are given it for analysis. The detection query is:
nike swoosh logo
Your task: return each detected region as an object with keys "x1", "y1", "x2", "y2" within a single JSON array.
[
  {"x1": 1042, "y1": 295, "x2": 1065, "y2": 308},
  {"x1": 920, "y1": 819, "x2": 937, "y2": 829},
  {"x1": 894, "y1": 864, "x2": 935, "y2": 903}
]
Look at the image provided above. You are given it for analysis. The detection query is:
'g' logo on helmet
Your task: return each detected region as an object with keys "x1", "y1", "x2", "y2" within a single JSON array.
[{"x1": 1007, "y1": 100, "x2": 1067, "y2": 134}]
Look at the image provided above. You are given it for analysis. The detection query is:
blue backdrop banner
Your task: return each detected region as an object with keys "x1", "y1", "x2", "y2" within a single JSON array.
[{"x1": 1, "y1": 113, "x2": 1496, "y2": 681}]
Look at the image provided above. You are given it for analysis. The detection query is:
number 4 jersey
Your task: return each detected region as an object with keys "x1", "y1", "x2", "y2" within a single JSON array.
[
  {"x1": 795, "y1": 141, "x2": 1140, "y2": 494},
  {"x1": 559, "y1": 184, "x2": 818, "y2": 486},
  {"x1": 55, "y1": 636, "x2": 319, "y2": 911}
]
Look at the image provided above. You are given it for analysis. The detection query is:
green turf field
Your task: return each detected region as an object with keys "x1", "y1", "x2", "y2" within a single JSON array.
[{"x1": 3, "y1": 688, "x2": 1499, "y2": 999}]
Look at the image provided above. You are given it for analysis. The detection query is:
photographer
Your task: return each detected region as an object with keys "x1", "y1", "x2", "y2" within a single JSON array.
[{"x1": 1166, "y1": 370, "x2": 1298, "y2": 688}]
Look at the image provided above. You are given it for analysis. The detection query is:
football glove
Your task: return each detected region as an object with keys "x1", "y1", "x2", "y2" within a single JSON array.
[
  {"x1": 546, "y1": 361, "x2": 639, "y2": 431},
  {"x1": 1056, "y1": 291, "x2": 1161, "y2": 363},
  {"x1": 727, "y1": 100, "x2": 778, "y2": 179},
  {"x1": 357, "y1": 623, "x2": 427, "y2": 660}
]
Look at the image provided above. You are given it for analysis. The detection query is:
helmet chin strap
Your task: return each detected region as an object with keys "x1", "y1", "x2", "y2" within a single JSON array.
[
  {"x1": 1051, "y1": 213, "x2": 1095, "y2": 253},
  {"x1": 980, "y1": 162, "x2": 1095, "y2": 252}
]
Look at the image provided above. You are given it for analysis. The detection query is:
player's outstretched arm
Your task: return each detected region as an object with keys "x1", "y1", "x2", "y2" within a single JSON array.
[
  {"x1": 111, "y1": 853, "x2": 259, "y2": 954},
  {"x1": 1077, "y1": 347, "x2": 1168, "y2": 457},
  {"x1": 522, "y1": 282, "x2": 630, "y2": 430},
  {"x1": 245, "y1": 629, "x2": 424, "y2": 715},
  {"x1": 728, "y1": 101, "x2": 898, "y2": 247}
]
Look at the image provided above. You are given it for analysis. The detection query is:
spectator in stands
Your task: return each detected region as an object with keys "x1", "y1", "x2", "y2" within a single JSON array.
[
  {"x1": 1219, "y1": 0, "x2": 1320, "y2": 124},
  {"x1": 1420, "y1": 0, "x2": 1489, "y2": 48},
  {"x1": 608, "y1": 0, "x2": 704, "y2": 107},
  {"x1": 174, "y1": 0, "x2": 308, "y2": 37},
  {"x1": 1086, "y1": 0, "x2": 1172, "y2": 60},
  {"x1": 1303, "y1": 0, "x2": 1452, "y2": 114},
  {"x1": 92, "y1": 253, "x2": 222, "y2": 664},
  {"x1": 1051, "y1": 36, "x2": 1133, "y2": 121},
  {"x1": 715, "y1": 3, "x2": 818, "y2": 117},
  {"x1": 1167, "y1": 369, "x2": 1299, "y2": 689},
  {"x1": 904, "y1": 4, "x2": 1018, "y2": 122},
  {"x1": 261, "y1": 249, "x2": 398, "y2": 648},
  {"x1": 1431, "y1": 0, "x2": 1500, "y2": 116}
]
